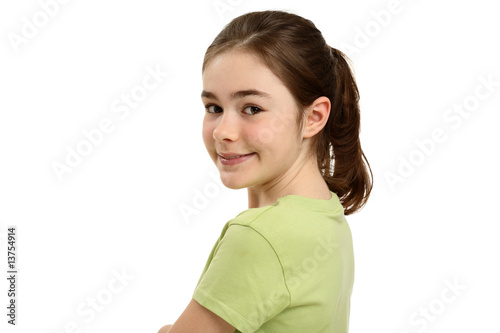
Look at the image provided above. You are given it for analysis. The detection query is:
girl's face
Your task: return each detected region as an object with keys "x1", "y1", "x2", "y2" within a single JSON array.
[{"x1": 201, "y1": 49, "x2": 305, "y2": 191}]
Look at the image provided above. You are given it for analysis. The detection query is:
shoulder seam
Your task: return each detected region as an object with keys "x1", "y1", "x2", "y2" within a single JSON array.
[{"x1": 228, "y1": 224, "x2": 292, "y2": 308}]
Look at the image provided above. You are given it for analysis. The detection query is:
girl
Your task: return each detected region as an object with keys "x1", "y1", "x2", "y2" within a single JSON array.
[{"x1": 160, "y1": 9, "x2": 372, "y2": 333}]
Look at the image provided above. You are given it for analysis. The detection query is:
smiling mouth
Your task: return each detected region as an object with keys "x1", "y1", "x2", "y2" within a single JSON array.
[
  {"x1": 217, "y1": 152, "x2": 256, "y2": 165},
  {"x1": 221, "y1": 154, "x2": 252, "y2": 159},
  {"x1": 218, "y1": 152, "x2": 255, "y2": 159}
]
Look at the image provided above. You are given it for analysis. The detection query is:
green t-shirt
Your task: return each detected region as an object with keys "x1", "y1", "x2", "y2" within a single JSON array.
[{"x1": 192, "y1": 190, "x2": 354, "y2": 333}]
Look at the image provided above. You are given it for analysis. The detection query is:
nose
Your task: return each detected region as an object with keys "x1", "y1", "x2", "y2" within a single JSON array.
[{"x1": 213, "y1": 109, "x2": 239, "y2": 142}]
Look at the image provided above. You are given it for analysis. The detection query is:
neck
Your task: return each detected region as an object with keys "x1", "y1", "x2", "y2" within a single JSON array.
[{"x1": 247, "y1": 153, "x2": 331, "y2": 209}]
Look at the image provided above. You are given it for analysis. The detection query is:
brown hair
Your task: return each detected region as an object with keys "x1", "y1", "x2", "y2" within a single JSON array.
[{"x1": 202, "y1": 10, "x2": 373, "y2": 215}]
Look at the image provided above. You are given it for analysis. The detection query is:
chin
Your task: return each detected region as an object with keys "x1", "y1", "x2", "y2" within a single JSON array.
[
  {"x1": 219, "y1": 175, "x2": 248, "y2": 190},
  {"x1": 221, "y1": 180, "x2": 245, "y2": 190}
]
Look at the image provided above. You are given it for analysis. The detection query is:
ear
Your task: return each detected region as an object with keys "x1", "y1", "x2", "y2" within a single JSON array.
[{"x1": 302, "y1": 96, "x2": 331, "y2": 139}]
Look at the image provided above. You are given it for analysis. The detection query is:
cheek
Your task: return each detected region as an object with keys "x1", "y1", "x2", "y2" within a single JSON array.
[
  {"x1": 241, "y1": 123, "x2": 268, "y2": 149},
  {"x1": 250, "y1": 118, "x2": 290, "y2": 148},
  {"x1": 202, "y1": 119, "x2": 215, "y2": 149}
]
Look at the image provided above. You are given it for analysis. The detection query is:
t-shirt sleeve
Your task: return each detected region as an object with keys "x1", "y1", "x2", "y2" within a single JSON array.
[{"x1": 193, "y1": 224, "x2": 290, "y2": 333}]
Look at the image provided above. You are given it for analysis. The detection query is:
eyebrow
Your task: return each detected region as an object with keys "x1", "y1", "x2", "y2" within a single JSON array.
[{"x1": 201, "y1": 89, "x2": 271, "y2": 100}]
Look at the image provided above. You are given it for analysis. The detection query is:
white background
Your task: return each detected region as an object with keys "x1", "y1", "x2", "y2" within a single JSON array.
[{"x1": 1, "y1": 0, "x2": 499, "y2": 332}]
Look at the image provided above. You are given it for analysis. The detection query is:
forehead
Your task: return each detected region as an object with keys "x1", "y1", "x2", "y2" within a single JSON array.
[{"x1": 202, "y1": 50, "x2": 285, "y2": 94}]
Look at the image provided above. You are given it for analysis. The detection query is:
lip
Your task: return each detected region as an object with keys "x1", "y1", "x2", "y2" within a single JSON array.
[
  {"x1": 218, "y1": 152, "x2": 253, "y2": 158},
  {"x1": 218, "y1": 152, "x2": 256, "y2": 166}
]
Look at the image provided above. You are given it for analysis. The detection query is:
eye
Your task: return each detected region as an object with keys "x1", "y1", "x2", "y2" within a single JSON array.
[
  {"x1": 205, "y1": 104, "x2": 222, "y2": 114},
  {"x1": 243, "y1": 105, "x2": 262, "y2": 115}
]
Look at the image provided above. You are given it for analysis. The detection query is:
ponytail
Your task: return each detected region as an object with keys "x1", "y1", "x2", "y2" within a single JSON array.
[{"x1": 318, "y1": 47, "x2": 373, "y2": 215}]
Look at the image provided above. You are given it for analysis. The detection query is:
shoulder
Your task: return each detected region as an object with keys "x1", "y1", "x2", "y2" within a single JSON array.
[
  {"x1": 227, "y1": 195, "x2": 344, "y2": 235},
  {"x1": 229, "y1": 198, "x2": 295, "y2": 228},
  {"x1": 215, "y1": 201, "x2": 291, "y2": 253},
  {"x1": 222, "y1": 194, "x2": 350, "y2": 261},
  {"x1": 224, "y1": 198, "x2": 309, "y2": 248}
]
